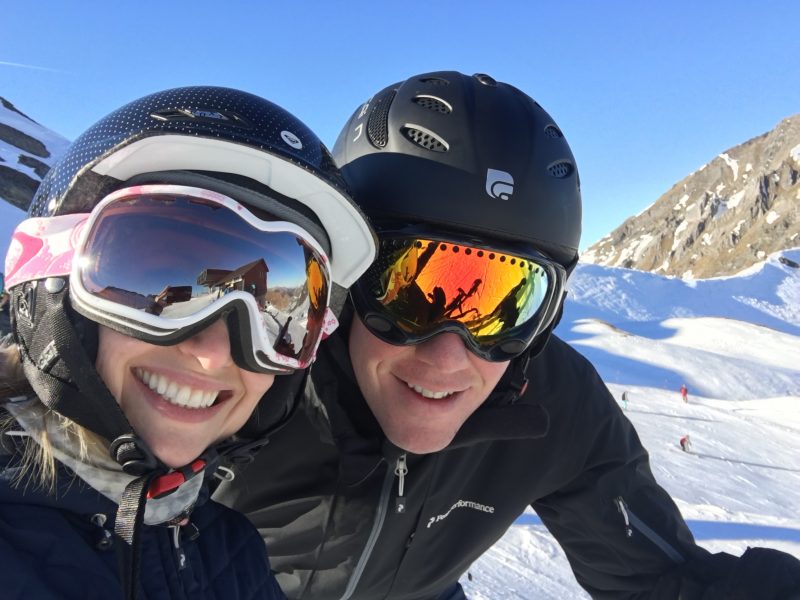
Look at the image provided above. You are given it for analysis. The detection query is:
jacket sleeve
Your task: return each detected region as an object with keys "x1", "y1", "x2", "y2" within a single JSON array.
[{"x1": 528, "y1": 340, "x2": 800, "y2": 598}]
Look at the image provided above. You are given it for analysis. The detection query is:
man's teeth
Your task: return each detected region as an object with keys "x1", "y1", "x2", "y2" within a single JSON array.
[
  {"x1": 407, "y1": 382, "x2": 455, "y2": 399},
  {"x1": 135, "y1": 368, "x2": 219, "y2": 409}
]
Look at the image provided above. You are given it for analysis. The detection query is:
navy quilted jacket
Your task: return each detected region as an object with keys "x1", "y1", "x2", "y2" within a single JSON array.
[{"x1": 0, "y1": 452, "x2": 286, "y2": 599}]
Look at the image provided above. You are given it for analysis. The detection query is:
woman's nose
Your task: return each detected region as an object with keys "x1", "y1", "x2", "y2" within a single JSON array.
[{"x1": 178, "y1": 318, "x2": 234, "y2": 370}]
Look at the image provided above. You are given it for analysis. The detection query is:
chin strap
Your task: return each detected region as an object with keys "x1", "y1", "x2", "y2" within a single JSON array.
[{"x1": 115, "y1": 470, "x2": 163, "y2": 600}]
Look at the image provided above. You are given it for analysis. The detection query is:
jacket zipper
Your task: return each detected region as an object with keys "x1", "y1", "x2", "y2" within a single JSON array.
[
  {"x1": 340, "y1": 454, "x2": 408, "y2": 600},
  {"x1": 171, "y1": 524, "x2": 187, "y2": 571},
  {"x1": 395, "y1": 453, "x2": 408, "y2": 514},
  {"x1": 613, "y1": 496, "x2": 685, "y2": 563},
  {"x1": 170, "y1": 521, "x2": 200, "y2": 572}
]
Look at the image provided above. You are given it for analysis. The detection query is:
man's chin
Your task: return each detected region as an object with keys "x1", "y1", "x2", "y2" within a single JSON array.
[{"x1": 386, "y1": 429, "x2": 456, "y2": 455}]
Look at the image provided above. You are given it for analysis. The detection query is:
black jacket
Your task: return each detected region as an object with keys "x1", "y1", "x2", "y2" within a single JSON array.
[{"x1": 215, "y1": 329, "x2": 800, "y2": 599}]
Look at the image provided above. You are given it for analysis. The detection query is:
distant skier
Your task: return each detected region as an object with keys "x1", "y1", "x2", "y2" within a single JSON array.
[
  {"x1": 680, "y1": 383, "x2": 689, "y2": 403},
  {"x1": 679, "y1": 435, "x2": 692, "y2": 453},
  {"x1": 621, "y1": 390, "x2": 629, "y2": 410}
]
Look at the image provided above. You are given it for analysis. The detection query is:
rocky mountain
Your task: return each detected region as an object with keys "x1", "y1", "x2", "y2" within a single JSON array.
[
  {"x1": 582, "y1": 114, "x2": 800, "y2": 278},
  {"x1": 0, "y1": 96, "x2": 69, "y2": 260},
  {"x1": 0, "y1": 96, "x2": 69, "y2": 209}
]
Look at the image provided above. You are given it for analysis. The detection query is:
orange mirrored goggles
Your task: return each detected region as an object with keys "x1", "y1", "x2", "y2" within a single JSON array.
[{"x1": 351, "y1": 235, "x2": 567, "y2": 361}]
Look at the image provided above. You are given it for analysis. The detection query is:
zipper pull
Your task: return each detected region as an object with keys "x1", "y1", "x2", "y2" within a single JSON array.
[
  {"x1": 172, "y1": 524, "x2": 188, "y2": 570},
  {"x1": 394, "y1": 454, "x2": 408, "y2": 514},
  {"x1": 614, "y1": 496, "x2": 633, "y2": 538}
]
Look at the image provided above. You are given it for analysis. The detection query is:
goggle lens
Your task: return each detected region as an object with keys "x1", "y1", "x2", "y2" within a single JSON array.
[
  {"x1": 362, "y1": 238, "x2": 553, "y2": 345},
  {"x1": 78, "y1": 193, "x2": 328, "y2": 364}
]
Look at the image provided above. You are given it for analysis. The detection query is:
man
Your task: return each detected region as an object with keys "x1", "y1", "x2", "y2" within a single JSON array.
[{"x1": 215, "y1": 71, "x2": 800, "y2": 599}]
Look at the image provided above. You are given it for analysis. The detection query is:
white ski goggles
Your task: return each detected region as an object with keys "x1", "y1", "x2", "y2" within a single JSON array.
[{"x1": 5, "y1": 184, "x2": 336, "y2": 374}]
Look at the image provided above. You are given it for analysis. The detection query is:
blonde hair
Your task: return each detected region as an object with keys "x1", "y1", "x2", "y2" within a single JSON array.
[{"x1": 1, "y1": 341, "x2": 109, "y2": 493}]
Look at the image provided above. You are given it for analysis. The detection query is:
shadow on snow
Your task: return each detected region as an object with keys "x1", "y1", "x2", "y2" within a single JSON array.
[{"x1": 514, "y1": 514, "x2": 800, "y2": 543}]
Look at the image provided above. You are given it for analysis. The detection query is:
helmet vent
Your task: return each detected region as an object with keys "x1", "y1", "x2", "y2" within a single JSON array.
[
  {"x1": 413, "y1": 95, "x2": 452, "y2": 114},
  {"x1": 401, "y1": 126, "x2": 449, "y2": 152},
  {"x1": 367, "y1": 89, "x2": 396, "y2": 148},
  {"x1": 419, "y1": 77, "x2": 450, "y2": 86},
  {"x1": 544, "y1": 125, "x2": 563, "y2": 138},
  {"x1": 547, "y1": 160, "x2": 574, "y2": 179}
]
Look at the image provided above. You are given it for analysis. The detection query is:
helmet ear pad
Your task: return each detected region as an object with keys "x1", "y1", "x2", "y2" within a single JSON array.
[
  {"x1": 11, "y1": 281, "x2": 98, "y2": 377},
  {"x1": 10, "y1": 280, "x2": 130, "y2": 442}
]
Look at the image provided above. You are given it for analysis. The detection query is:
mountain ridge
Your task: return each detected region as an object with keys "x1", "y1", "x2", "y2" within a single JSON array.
[{"x1": 582, "y1": 114, "x2": 800, "y2": 278}]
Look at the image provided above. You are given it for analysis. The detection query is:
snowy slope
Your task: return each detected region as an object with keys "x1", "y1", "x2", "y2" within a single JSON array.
[
  {"x1": 0, "y1": 97, "x2": 69, "y2": 263},
  {"x1": 461, "y1": 249, "x2": 800, "y2": 599}
]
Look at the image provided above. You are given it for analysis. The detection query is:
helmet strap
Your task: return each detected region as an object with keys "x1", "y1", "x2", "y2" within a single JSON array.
[
  {"x1": 115, "y1": 470, "x2": 162, "y2": 600},
  {"x1": 502, "y1": 300, "x2": 562, "y2": 405},
  {"x1": 496, "y1": 348, "x2": 529, "y2": 405}
]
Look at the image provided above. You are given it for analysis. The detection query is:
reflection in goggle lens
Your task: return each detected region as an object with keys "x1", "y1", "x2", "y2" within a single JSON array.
[
  {"x1": 79, "y1": 195, "x2": 328, "y2": 362},
  {"x1": 366, "y1": 238, "x2": 550, "y2": 341}
]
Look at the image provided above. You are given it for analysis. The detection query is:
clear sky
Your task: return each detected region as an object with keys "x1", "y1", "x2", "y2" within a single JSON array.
[{"x1": 3, "y1": 1, "x2": 799, "y2": 249}]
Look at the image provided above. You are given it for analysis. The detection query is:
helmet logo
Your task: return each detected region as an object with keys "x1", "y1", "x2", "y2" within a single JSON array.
[
  {"x1": 189, "y1": 109, "x2": 229, "y2": 121},
  {"x1": 281, "y1": 130, "x2": 303, "y2": 150},
  {"x1": 486, "y1": 169, "x2": 514, "y2": 200}
]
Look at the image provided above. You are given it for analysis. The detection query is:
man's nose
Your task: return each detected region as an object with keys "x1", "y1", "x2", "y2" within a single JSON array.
[
  {"x1": 178, "y1": 319, "x2": 234, "y2": 370},
  {"x1": 413, "y1": 332, "x2": 471, "y2": 372}
]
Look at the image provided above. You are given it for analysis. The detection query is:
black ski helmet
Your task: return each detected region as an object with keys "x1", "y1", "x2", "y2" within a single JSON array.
[
  {"x1": 333, "y1": 71, "x2": 581, "y2": 268},
  {"x1": 10, "y1": 85, "x2": 376, "y2": 456}
]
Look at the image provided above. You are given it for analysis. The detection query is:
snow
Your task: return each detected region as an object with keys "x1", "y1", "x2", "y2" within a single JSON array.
[
  {"x1": 673, "y1": 193, "x2": 690, "y2": 210},
  {"x1": 0, "y1": 98, "x2": 69, "y2": 260},
  {"x1": 461, "y1": 249, "x2": 800, "y2": 599},
  {"x1": 791, "y1": 144, "x2": 800, "y2": 165},
  {"x1": 766, "y1": 210, "x2": 780, "y2": 224},
  {"x1": 0, "y1": 202, "x2": 25, "y2": 269},
  {"x1": 719, "y1": 152, "x2": 739, "y2": 180},
  {"x1": 671, "y1": 220, "x2": 688, "y2": 251},
  {"x1": 727, "y1": 188, "x2": 746, "y2": 209}
]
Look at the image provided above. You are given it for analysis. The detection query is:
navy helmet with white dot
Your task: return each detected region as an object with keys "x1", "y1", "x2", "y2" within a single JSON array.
[{"x1": 31, "y1": 85, "x2": 375, "y2": 289}]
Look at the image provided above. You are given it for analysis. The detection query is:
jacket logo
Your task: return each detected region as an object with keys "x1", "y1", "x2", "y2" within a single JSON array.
[
  {"x1": 426, "y1": 499, "x2": 495, "y2": 528},
  {"x1": 485, "y1": 168, "x2": 514, "y2": 200}
]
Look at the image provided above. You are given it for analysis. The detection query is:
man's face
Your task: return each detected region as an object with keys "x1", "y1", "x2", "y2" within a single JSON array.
[{"x1": 349, "y1": 317, "x2": 509, "y2": 454}]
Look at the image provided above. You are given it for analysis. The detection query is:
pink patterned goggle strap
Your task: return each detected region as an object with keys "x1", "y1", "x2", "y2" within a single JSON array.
[{"x1": 4, "y1": 214, "x2": 89, "y2": 289}]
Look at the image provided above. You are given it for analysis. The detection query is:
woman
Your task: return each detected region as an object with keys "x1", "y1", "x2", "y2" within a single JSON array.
[{"x1": 0, "y1": 86, "x2": 375, "y2": 599}]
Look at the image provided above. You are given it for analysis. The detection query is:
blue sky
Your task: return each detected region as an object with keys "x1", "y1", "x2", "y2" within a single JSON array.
[{"x1": 3, "y1": 1, "x2": 799, "y2": 248}]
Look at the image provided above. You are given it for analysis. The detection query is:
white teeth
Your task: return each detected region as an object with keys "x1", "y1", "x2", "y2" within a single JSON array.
[
  {"x1": 175, "y1": 385, "x2": 191, "y2": 406},
  {"x1": 135, "y1": 368, "x2": 219, "y2": 409},
  {"x1": 407, "y1": 382, "x2": 455, "y2": 400}
]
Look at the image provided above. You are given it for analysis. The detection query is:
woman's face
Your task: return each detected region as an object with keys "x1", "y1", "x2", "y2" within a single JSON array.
[{"x1": 95, "y1": 320, "x2": 274, "y2": 469}]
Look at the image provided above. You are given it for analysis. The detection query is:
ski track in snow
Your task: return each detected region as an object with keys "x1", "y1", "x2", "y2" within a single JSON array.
[{"x1": 461, "y1": 250, "x2": 800, "y2": 599}]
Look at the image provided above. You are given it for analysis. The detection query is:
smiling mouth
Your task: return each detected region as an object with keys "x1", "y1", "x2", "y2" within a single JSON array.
[
  {"x1": 406, "y1": 382, "x2": 456, "y2": 400},
  {"x1": 134, "y1": 367, "x2": 229, "y2": 409}
]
